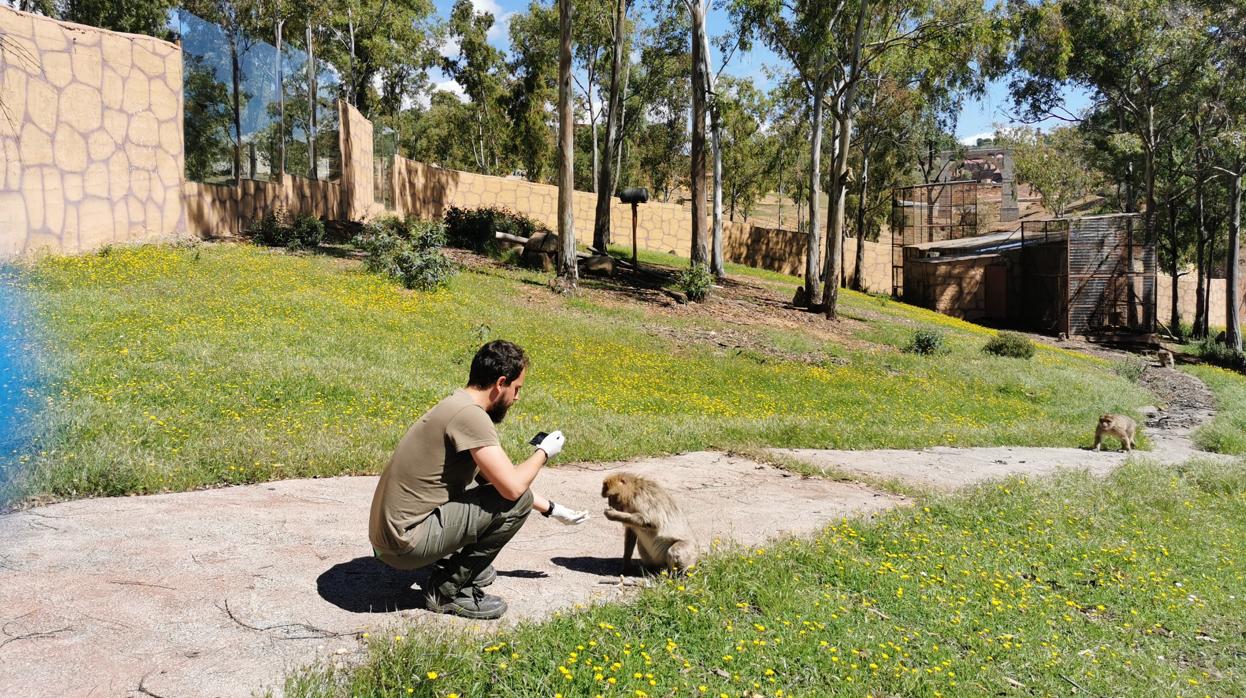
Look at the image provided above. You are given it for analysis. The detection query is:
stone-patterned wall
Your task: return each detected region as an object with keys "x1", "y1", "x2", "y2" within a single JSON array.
[
  {"x1": 1157, "y1": 267, "x2": 1246, "y2": 331},
  {"x1": 0, "y1": 6, "x2": 185, "y2": 257},
  {"x1": 392, "y1": 157, "x2": 692, "y2": 251},
  {"x1": 339, "y1": 101, "x2": 381, "y2": 222},
  {"x1": 184, "y1": 177, "x2": 342, "y2": 237}
]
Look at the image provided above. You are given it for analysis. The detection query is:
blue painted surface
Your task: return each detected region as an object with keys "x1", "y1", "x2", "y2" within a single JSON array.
[{"x1": 0, "y1": 265, "x2": 38, "y2": 494}]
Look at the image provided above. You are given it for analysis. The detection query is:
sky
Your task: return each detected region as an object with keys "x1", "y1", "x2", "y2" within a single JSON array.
[{"x1": 430, "y1": 0, "x2": 1093, "y2": 143}]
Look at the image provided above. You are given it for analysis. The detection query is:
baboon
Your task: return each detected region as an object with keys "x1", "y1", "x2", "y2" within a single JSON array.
[
  {"x1": 1094, "y1": 414, "x2": 1137, "y2": 452},
  {"x1": 1157, "y1": 349, "x2": 1175, "y2": 368},
  {"x1": 601, "y1": 473, "x2": 697, "y2": 573}
]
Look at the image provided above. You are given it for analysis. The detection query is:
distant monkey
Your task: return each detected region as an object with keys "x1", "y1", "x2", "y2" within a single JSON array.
[
  {"x1": 1157, "y1": 350, "x2": 1175, "y2": 368},
  {"x1": 601, "y1": 473, "x2": 697, "y2": 573},
  {"x1": 1094, "y1": 414, "x2": 1137, "y2": 452}
]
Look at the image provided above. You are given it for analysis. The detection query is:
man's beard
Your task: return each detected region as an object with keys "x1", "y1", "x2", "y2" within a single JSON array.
[{"x1": 486, "y1": 400, "x2": 511, "y2": 424}]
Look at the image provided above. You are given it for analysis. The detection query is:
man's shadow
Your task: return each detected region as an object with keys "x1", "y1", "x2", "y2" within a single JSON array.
[
  {"x1": 318, "y1": 557, "x2": 556, "y2": 613},
  {"x1": 317, "y1": 557, "x2": 430, "y2": 613}
]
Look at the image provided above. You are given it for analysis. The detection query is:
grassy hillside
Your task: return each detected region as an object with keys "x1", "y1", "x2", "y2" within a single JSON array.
[{"x1": 9, "y1": 243, "x2": 1150, "y2": 502}]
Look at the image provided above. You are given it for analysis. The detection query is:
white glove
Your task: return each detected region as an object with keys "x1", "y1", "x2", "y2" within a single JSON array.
[
  {"x1": 547, "y1": 501, "x2": 590, "y2": 525},
  {"x1": 536, "y1": 430, "x2": 565, "y2": 459}
]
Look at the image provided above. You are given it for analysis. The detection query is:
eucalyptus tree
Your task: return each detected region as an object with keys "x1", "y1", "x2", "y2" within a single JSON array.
[
  {"x1": 319, "y1": 0, "x2": 438, "y2": 119},
  {"x1": 1009, "y1": 0, "x2": 1215, "y2": 256},
  {"x1": 818, "y1": 0, "x2": 994, "y2": 318},
  {"x1": 557, "y1": 0, "x2": 579, "y2": 287},
  {"x1": 509, "y1": 1, "x2": 560, "y2": 183},
  {"x1": 444, "y1": 0, "x2": 512, "y2": 175},
  {"x1": 591, "y1": 0, "x2": 635, "y2": 252},
  {"x1": 729, "y1": 0, "x2": 844, "y2": 305}
]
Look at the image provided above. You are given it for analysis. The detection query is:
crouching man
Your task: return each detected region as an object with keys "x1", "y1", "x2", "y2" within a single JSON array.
[{"x1": 368, "y1": 340, "x2": 586, "y2": 619}]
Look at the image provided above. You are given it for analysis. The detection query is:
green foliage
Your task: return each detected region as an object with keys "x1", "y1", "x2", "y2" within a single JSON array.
[
  {"x1": 353, "y1": 217, "x2": 455, "y2": 291},
  {"x1": 290, "y1": 216, "x2": 325, "y2": 248},
  {"x1": 996, "y1": 125, "x2": 1101, "y2": 217},
  {"x1": 983, "y1": 332, "x2": 1036, "y2": 359},
  {"x1": 250, "y1": 207, "x2": 324, "y2": 249},
  {"x1": 1112, "y1": 356, "x2": 1147, "y2": 383},
  {"x1": 61, "y1": 0, "x2": 176, "y2": 37},
  {"x1": 285, "y1": 461, "x2": 1246, "y2": 697},
  {"x1": 443, "y1": 206, "x2": 548, "y2": 254},
  {"x1": 1195, "y1": 338, "x2": 1246, "y2": 373},
  {"x1": 182, "y1": 54, "x2": 233, "y2": 183},
  {"x1": 1186, "y1": 364, "x2": 1246, "y2": 454},
  {"x1": 904, "y1": 328, "x2": 946, "y2": 355},
  {"x1": 676, "y1": 264, "x2": 714, "y2": 302}
]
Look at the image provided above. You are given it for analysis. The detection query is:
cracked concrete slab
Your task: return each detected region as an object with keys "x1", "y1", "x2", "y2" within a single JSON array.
[{"x1": 0, "y1": 452, "x2": 901, "y2": 697}]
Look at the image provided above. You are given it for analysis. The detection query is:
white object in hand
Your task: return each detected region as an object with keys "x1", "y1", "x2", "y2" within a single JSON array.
[
  {"x1": 548, "y1": 501, "x2": 590, "y2": 525},
  {"x1": 536, "y1": 430, "x2": 565, "y2": 459}
]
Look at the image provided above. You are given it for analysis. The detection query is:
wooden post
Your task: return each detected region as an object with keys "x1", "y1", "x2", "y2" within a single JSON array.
[{"x1": 631, "y1": 202, "x2": 639, "y2": 270}]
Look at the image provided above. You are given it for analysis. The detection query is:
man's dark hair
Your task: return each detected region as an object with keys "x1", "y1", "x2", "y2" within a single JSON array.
[{"x1": 468, "y1": 340, "x2": 529, "y2": 387}]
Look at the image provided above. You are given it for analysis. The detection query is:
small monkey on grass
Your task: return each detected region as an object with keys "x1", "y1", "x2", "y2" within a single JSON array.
[
  {"x1": 1094, "y1": 414, "x2": 1137, "y2": 452},
  {"x1": 601, "y1": 473, "x2": 697, "y2": 573},
  {"x1": 1157, "y1": 349, "x2": 1175, "y2": 368}
]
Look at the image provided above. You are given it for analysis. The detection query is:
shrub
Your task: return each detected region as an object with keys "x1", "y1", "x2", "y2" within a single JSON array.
[
  {"x1": 1112, "y1": 356, "x2": 1147, "y2": 383},
  {"x1": 289, "y1": 215, "x2": 325, "y2": 248},
  {"x1": 249, "y1": 206, "x2": 324, "y2": 249},
  {"x1": 904, "y1": 328, "x2": 946, "y2": 355},
  {"x1": 444, "y1": 206, "x2": 548, "y2": 254},
  {"x1": 1196, "y1": 338, "x2": 1246, "y2": 373},
  {"x1": 250, "y1": 204, "x2": 292, "y2": 246},
  {"x1": 353, "y1": 217, "x2": 455, "y2": 291},
  {"x1": 983, "y1": 331, "x2": 1036, "y2": 359},
  {"x1": 677, "y1": 264, "x2": 714, "y2": 302}
]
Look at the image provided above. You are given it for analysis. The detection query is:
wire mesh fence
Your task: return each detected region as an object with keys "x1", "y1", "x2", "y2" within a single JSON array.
[{"x1": 891, "y1": 181, "x2": 979, "y2": 296}]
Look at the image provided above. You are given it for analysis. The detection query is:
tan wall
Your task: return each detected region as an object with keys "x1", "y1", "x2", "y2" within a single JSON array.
[
  {"x1": 339, "y1": 101, "x2": 381, "y2": 222},
  {"x1": 0, "y1": 6, "x2": 186, "y2": 257},
  {"x1": 184, "y1": 177, "x2": 342, "y2": 237},
  {"x1": 843, "y1": 237, "x2": 892, "y2": 294},
  {"x1": 1156, "y1": 266, "x2": 1246, "y2": 331},
  {"x1": 392, "y1": 158, "x2": 692, "y2": 252}
]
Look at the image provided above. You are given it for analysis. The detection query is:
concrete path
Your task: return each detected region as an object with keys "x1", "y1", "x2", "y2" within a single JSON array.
[
  {"x1": 773, "y1": 365, "x2": 1238, "y2": 492},
  {"x1": 0, "y1": 452, "x2": 901, "y2": 698}
]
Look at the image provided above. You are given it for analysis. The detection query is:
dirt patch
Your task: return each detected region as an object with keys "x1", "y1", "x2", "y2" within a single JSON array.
[{"x1": 0, "y1": 452, "x2": 900, "y2": 698}]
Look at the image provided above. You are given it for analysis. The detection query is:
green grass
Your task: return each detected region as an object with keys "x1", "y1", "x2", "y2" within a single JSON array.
[
  {"x1": 11, "y1": 243, "x2": 1151, "y2": 502},
  {"x1": 283, "y1": 460, "x2": 1246, "y2": 697},
  {"x1": 1186, "y1": 364, "x2": 1246, "y2": 455}
]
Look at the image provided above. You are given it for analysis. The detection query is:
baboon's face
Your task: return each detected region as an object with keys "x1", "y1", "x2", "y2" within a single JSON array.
[{"x1": 601, "y1": 475, "x2": 632, "y2": 509}]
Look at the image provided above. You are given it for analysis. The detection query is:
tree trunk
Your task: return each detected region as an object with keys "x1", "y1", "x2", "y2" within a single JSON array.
[
  {"x1": 230, "y1": 35, "x2": 242, "y2": 182},
  {"x1": 688, "y1": 0, "x2": 708, "y2": 267},
  {"x1": 557, "y1": 0, "x2": 577, "y2": 286},
  {"x1": 696, "y1": 14, "x2": 724, "y2": 278},
  {"x1": 275, "y1": 19, "x2": 285, "y2": 182},
  {"x1": 307, "y1": 24, "x2": 318, "y2": 180},
  {"x1": 593, "y1": 0, "x2": 628, "y2": 252},
  {"x1": 1196, "y1": 169, "x2": 1206, "y2": 339},
  {"x1": 853, "y1": 141, "x2": 870, "y2": 292},
  {"x1": 1227, "y1": 169, "x2": 1243, "y2": 351},
  {"x1": 805, "y1": 81, "x2": 825, "y2": 304},
  {"x1": 1168, "y1": 202, "x2": 1181, "y2": 337}
]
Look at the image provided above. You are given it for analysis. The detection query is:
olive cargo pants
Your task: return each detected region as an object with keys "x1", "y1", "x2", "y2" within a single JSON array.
[{"x1": 375, "y1": 485, "x2": 533, "y2": 597}]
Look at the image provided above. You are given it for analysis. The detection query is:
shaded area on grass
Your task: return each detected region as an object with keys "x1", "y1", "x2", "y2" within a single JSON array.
[
  {"x1": 19, "y1": 244, "x2": 1151, "y2": 501},
  {"x1": 284, "y1": 460, "x2": 1246, "y2": 697}
]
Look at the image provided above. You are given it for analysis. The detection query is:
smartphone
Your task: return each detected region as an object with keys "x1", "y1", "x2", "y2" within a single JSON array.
[{"x1": 528, "y1": 431, "x2": 548, "y2": 446}]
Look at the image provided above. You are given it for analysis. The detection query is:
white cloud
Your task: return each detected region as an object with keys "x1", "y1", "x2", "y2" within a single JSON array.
[
  {"x1": 434, "y1": 79, "x2": 468, "y2": 102},
  {"x1": 959, "y1": 131, "x2": 996, "y2": 146}
]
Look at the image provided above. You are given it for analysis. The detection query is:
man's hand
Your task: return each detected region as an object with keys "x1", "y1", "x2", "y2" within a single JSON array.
[
  {"x1": 547, "y1": 501, "x2": 590, "y2": 525},
  {"x1": 535, "y1": 430, "x2": 565, "y2": 459}
]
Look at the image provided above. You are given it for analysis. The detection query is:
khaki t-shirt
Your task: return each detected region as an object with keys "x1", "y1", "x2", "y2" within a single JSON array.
[{"x1": 368, "y1": 389, "x2": 500, "y2": 555}]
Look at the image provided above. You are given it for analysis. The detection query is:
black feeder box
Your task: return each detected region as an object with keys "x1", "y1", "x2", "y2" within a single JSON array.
[{"x1": 618, "y1": 187, "x2": 649, "y2": 269}]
